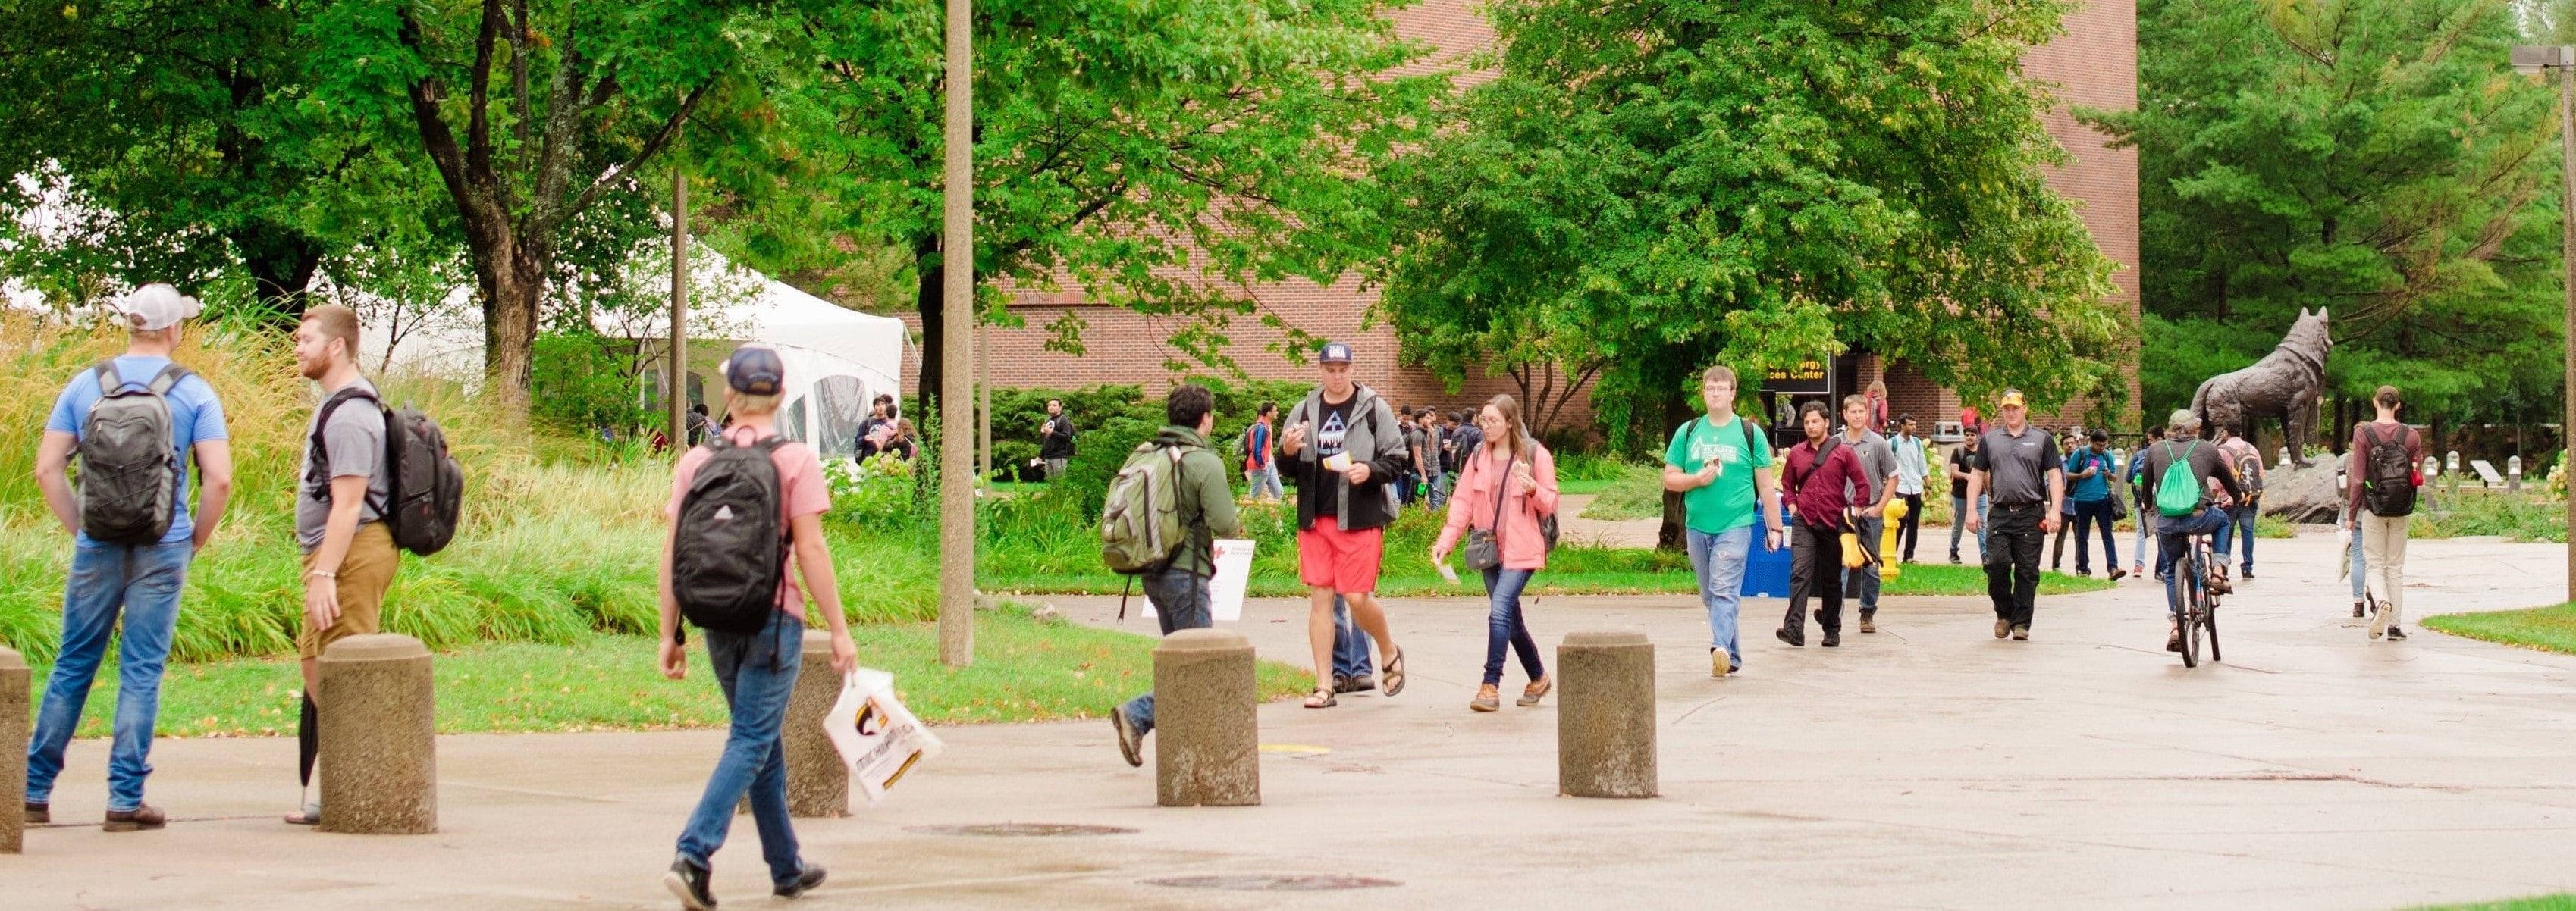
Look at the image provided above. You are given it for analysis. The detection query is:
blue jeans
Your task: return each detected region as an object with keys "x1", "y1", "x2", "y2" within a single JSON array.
[
  {"x1": 2210, "y1": 503, "x2": 2258, "y2": 572},
  {"x1": 1333, "y1": 596, "x2": 1373, "y2": 679},
  {"x1": 1948, "y1": 494, "x2": 1988, "y2": 559},
  {"x1": 1426, "y1": 468, "x2": 1447, "y2": 509},
  {"x1": 676, "y1": 612, "x2": 808, "y2": 888},
  {"x1": 27, "y1": 540, "x2": 192, "y2": 812},
  {"x1": 2347, "y1": 518, "x2": 2368, "y2": 600},
  {"x1": 2156, "y1": 507, "x2": 2232, "y2": 615},
  {"x1": 1248, "y1": 466, "x2": 1284, "y2": 501},
  {"x1": 2070, "y1": 499, "x2": 2117, "y2": 574},
  {"x1": 2130, "y1": 505, "x2": 2155, "y2": 571},
  {"x1": 1685, "y1": 525, "x2": 1754, "y2": 667},
  {"x1": 1479, "y1": 567, "x2": 1544, "y2": 685},
  {"x1": 1119, "y1": 568, "x2": 1213, "y2": 737},
  {"x1": 1843, "y1": 515, "x2": 1883, "y2": 612}
]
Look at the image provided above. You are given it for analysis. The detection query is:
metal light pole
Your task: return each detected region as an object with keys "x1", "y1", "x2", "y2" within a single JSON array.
[
  {"x1": 2518, "y1": 45, "x2": 2576, "y2": 603},
  {"x1": 938, "y1": 0, "x2": 977, "y2": 666},
  {"x1": 669, "y1": 117, "x2": 689, "y2": 454}
]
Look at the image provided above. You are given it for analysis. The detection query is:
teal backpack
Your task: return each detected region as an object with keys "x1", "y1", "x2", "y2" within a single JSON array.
[{"x1": 2155, "y1": 441, "x2": 2203, "y2": 518}]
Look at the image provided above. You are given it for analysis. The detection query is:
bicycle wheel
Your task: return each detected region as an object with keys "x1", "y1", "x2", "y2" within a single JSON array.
[
  {"x1": 2204, "y1": 597, "x2": 2222, "y2": 663},
  {"x1": 2179, "y1": 551, "x2": 2202, "y2": 668}
]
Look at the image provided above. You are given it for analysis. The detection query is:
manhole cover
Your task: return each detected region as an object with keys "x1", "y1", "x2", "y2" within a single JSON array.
[
  {"x1": 1143, "y1": 875, "x2": 1400, "y2": 891},
  {"x1": 905, "y1": 823, "x2": 1137, "y2": 837}
]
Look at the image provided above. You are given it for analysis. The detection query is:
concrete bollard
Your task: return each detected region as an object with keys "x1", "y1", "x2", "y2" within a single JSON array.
[
  {"x1": 1153, "y1": 628, "x2": 1260, "y2": 807},
  {"x1": 1, "y1": 646, "x2": 25, "y2": 853},
  {"x1": 785, "y1": 629, "x2": 849, "y2": 817},
  {"x1": 318, "y1": 634, "x2": 437, "y2": 834},
  {"x1": 1558, "y1": 631, "x2": 1657, "y2": 799}
]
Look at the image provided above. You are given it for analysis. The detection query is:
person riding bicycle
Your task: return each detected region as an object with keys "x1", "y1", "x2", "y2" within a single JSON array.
[{"x1": 2133, "y1": 409, "x2": 2245, "y2": 653}]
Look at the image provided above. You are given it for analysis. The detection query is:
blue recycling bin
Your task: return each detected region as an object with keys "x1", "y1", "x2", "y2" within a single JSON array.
[{"x1": 1740, "y1": 534, "x2": 1793, "y2": 598}]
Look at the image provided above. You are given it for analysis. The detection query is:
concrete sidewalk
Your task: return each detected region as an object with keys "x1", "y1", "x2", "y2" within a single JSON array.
[{"x1": 9, "y1": 533, "x2": 2576, "y2": 909}]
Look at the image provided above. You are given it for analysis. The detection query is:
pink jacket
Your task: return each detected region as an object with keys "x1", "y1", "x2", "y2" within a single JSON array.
[{"x1": 1435, "y1": 440, "x2": 1561, "y2": 571}]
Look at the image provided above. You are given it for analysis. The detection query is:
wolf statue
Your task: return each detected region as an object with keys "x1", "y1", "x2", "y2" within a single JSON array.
[{"x1": 2191, "y1": 308, "x2": 2333, "y2": 468}]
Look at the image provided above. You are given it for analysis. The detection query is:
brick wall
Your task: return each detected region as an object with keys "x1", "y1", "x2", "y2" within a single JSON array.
[{"x1": 899, "y1": 0, "x2": 2136, "y2": 441}]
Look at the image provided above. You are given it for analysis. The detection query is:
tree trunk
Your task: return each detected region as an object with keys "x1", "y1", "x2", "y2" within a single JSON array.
[
  {"x1": 474, "y1": 236, "x2": 545, "y2": 417},
  {"x1": 914, "y1": 243, "x2": 946, "y2": 415},
  {"x1": 1657, "y1": 392, "x2": 1692, "y2": 552},
  {"x1": 232, "y1": 228, "x2": 322, "y2": 323}
]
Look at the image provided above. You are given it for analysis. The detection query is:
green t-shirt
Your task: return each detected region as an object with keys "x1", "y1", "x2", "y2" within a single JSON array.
[{"x1": 1663, "y1": 414, "x2": 1774, "y2": 534}]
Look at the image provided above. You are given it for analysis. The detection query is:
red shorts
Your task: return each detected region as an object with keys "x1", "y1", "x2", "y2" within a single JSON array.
[{"x1": 1297, "y1": 518, "x2": 1385, "y2": 595}]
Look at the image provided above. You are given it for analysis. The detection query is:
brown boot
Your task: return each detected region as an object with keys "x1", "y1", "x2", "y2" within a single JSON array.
[
  {"x1": 104, "y1": 804, "x2": 165, "y2": 832},
  {"x1": 1859, "y1": 610, "x2": 1878, "y2": 634}
]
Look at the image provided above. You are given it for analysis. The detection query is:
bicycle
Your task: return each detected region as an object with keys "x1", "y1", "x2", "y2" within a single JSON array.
[{"x1": 2167, "y1": 530, "x2": 2224, "y2": 668}]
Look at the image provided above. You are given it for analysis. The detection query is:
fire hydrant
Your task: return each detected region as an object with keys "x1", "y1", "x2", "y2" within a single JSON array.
[{"x1": 1879, "y1": 497, "x2": 1909, "y2": 581}]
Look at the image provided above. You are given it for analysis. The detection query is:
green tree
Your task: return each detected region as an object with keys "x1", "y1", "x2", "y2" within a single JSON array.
[
  {"x1": 2086, "y1": 0, "x2": 2563, "y2": 440},
  {"x1": 304, "y1": 0, "x2": 790, "y2": 409},
  {"x1": 0, "y1": 0, "x2": 374, "y2": 312},
  {"x1": 1373, "y1": 0, "x2": 2126, "y2": 543},
  {"x1": 730, "y1": 0, "x2": 1442, "y2": 418}
]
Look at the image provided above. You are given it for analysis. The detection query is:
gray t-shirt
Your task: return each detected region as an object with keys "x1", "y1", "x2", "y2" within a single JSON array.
[
  {"x1": 297, "y1": 380, "x2": 390, "y2": 551},
  {"x1": 1838, "y1": 428, "x2": 1897, "y2": 504},
  {"x1": 1974, "y1": 425, "x2": 2062, "y2": 507}
]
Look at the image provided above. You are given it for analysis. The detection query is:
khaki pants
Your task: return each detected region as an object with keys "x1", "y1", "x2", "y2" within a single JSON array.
[
  {"x1": 2360, "y1": 512, "x2": 2409, "y2": 624},
  {"x1": 299, "y1": 524, "x2": 401, "y2": 659}
]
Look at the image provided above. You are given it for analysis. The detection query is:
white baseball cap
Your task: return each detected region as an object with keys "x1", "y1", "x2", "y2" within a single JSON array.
[{"x1": 118, "y1": 283, "x2": 202, "y2": 331}]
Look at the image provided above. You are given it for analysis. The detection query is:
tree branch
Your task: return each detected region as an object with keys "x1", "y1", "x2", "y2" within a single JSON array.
[
  {"x1": 468, "y1": 0, "x2": 502, "y2": 183},
  {"x1": 562, "y1": 77, "x2": 718, "y2": 224}
]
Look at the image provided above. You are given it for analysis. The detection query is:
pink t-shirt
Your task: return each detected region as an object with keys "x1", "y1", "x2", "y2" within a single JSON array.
[{"x1": 666, "y1": 425, "x2": 831, "y2": 621}]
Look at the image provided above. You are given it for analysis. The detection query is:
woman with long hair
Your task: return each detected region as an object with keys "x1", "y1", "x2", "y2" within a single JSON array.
[{"x1": 1432, "y1": 395, "x2": 1561, "y2": 712}]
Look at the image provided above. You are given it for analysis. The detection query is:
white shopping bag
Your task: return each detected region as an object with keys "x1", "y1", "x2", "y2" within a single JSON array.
[
  {"x1": 1141, "y1": 539, "x2": 1255, "y2": 622},
  {"x1": 822, "y1": 668, "x2": 946, "y2": 810}
]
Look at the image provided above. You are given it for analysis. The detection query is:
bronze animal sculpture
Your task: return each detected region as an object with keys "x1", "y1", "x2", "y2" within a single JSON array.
[{"x1": 2191, "y1": 308, "x2": 2332, "y2": 467}]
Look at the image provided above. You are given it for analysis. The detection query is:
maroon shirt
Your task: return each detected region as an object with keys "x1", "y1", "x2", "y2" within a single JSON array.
[
  {"x1": 2346, "y1": 420, "x2": 2424, "y2": 518},
  {"x1": 1784, "y1": 437, "x2": 1872, "y2": 528}
]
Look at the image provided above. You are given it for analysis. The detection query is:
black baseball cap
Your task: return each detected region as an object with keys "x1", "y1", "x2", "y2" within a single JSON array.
[{"x1": 723, "y1": 346, "x2": 786, "y2": 395}]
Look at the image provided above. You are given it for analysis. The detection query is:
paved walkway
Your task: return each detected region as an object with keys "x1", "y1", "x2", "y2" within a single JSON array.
[{"x1": 11, "y1": 534, "x2": 2576, "y2": 909}]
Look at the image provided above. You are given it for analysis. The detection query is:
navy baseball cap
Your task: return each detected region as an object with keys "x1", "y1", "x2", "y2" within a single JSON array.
[
  {"x1": 723, "y1": 346, "x2": 786, "y2": 395},
  {"x1": 1318, "y1": 341, "x2": 1354, "y2": 364}
]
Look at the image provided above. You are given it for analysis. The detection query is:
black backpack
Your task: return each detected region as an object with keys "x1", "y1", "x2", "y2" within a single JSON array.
[
  {"x1": 672, "y1": 434, "x2": 792, "y2": 634},
  {"x1": 310, "y1": 387, "x2": 464, "y2": 556},
  {"x1": 77, "y1": 361, "x2": 192, "y2": 544},
  {"x1": 2358, "y1": 423, "x2": 2418, "y2": 518}
]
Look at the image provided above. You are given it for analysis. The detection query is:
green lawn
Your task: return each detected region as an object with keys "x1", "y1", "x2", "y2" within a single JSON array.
[
  {"x1": 2411, "y1": 895, "x2": 2576, "y2": 911},
  {"x1": 37, "y1": 606, "x2": 1313, "y2": 737},
  {"x1": 2421, "y1": 603, "x2": 2576, "y2": 656}
]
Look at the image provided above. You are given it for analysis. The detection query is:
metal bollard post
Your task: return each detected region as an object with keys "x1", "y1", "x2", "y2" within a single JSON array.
[
  {"x1": 1557, "y1": 631, "x2": 1657, "y2": 799},
  {"x1": 318, "y1": 634, "x2": 438, "y2": 834},
  {"x1": 1153, "y1": 628, "x2": 1260, "y2": 807}
]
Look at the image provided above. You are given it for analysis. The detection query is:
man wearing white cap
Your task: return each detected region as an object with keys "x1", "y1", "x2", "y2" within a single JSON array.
[{"x1": 27, "y1": 283, "x2": 234, "y2": 832}]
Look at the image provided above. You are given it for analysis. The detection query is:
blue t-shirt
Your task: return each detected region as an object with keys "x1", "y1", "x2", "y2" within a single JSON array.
[
  {"x1": 45, "y1": 356, "x2": 229, "y2": 546},
  {"x1": 2063, "y1": 447, "x2": 2113, "y2": 502}
]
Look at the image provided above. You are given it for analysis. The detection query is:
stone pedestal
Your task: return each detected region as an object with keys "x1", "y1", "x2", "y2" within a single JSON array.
[
  {"x1": 1558, "y1": 631, "x2": 1657, "y2": 799},
  {"x1": 318, "y1": 634, "x2": 437, "y2": 834},
  {"x1": 786, "y1": 629, "x2": 849, "y2": 817},
  {"x1": 1, "y1": 646, "x2": 25, "y2": 853},
  {"x1": 1153, "y1": 628, "x2": 1259, "y2": 807}
]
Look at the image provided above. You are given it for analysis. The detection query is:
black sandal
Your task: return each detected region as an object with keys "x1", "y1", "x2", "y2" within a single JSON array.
[
  {"x1": 1381, "y1": 648, "x2": 1407, "y2": 697},
  {"x1": 1302, "y1": 686, "x2": 1337, "y2": 709}
]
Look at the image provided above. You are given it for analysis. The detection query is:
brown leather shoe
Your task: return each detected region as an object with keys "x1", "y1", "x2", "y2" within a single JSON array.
[
  {"x1": 1518, "y1": 675, "x2": 1553, "y2": 707},
  {"x1": 2011, "y1": 625, "x2": 2031, "y2": 641},
  {"x1": 24, "y1": 801, "x2": 48, "y2": 825},
  {"x1": 104, "y1": 804, "x2": 165, "y2": 832},
  {"x1": 1859, "y1": 611, "x2": 1878, "y2": 634},
  {"x1": 1994, "y1": 618, "x2": 2011, "y2": 639},
  {"x1": 1469, "y1": 684, "x2": 1501, "y2": 712}
]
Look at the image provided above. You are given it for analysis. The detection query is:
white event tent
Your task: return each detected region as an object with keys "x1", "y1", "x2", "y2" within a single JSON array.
[{"x1": 361, "y1": 254, "x2": 906, "y2": 460}]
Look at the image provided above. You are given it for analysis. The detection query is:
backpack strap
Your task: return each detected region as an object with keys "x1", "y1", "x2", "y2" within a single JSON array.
[
  {"x1": 306, "y1": 385, "x2": 386, "y2": 509},
  {"x1": 93, "y1": 360, "x2": 121, "y2": 396},
  {"x1": 146, "y1": 363, "x2": 191, "y2": 396}
]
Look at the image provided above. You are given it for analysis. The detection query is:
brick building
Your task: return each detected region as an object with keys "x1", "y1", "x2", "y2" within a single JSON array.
[{"x1": 896, "y1": 0, "x2": 2140, "y2": 441}]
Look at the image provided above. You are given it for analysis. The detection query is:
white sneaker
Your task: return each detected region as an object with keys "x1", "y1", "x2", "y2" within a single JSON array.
[
  {"x1": 1710, "y1": 649, "x2": 1730, "y2": 678},
  {"x1": 2368, "y1": 603, "x2": 2394, "y2": 640}
]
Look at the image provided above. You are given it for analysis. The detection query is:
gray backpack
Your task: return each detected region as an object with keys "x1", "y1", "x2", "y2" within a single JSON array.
[{"x1": 77, "y1": 361, "x2": 193, "y2": 544}]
